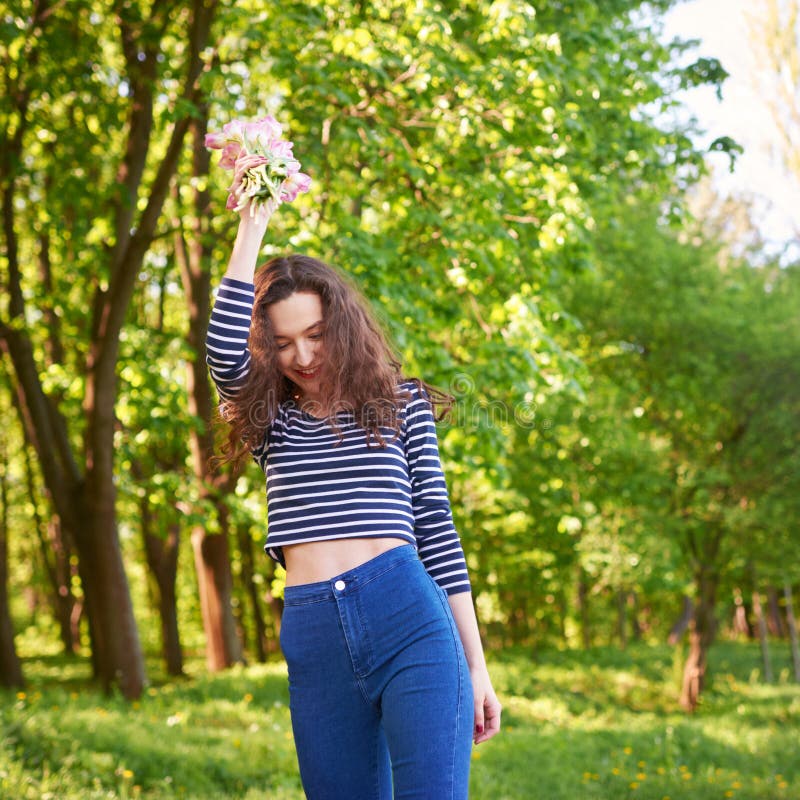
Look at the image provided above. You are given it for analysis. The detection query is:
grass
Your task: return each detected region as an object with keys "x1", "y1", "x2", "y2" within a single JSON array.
[{"x1": 1, "y1": 640, "x2": 798, "y2": 799}]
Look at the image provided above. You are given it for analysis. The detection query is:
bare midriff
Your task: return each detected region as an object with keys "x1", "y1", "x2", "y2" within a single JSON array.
[{"x1": 283, "y1": 537, "x2": 410, "y2": 586}]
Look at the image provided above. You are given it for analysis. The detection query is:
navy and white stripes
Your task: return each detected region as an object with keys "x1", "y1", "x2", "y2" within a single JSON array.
[
  {"x1": 206, "y1": 277, "x2": 255, "y2": 399},
  {"x1": 206, "y1": 277, "x2": 471, "y2": 595}
]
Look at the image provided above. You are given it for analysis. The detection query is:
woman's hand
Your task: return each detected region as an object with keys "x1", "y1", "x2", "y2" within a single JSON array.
[
  {"x1": 470, "y1": 666, "x2": 502, "y2": 745},
  {"x1": 227, "y1": 153, "x2": 273, "y2": 229},
  {"x1": 445, "y1": 592, "x2": 502, "y2": 745},
  {"x1": 223, "y1": 153, "x2": 273, "y2": 284}
]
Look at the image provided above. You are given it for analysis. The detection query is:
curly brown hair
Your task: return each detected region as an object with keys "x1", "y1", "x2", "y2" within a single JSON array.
[{"x1": 215, "y1": 254, "x2": 450, "y2": 468}]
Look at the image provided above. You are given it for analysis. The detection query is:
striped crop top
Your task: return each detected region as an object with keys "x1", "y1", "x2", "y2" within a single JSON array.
[{"x1": 206, "y1": 277, "x2": 471, "y2": 595}]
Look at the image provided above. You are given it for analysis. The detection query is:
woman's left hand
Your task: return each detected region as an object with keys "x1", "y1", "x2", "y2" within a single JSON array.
[{"x1": 470, "y1": 666, "x2": 502, "y2": 744}]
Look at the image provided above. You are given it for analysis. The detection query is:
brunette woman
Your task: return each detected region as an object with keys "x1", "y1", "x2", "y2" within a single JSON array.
[{"x1": 207, "y1": 154, "x2": 501, "y2": 799}]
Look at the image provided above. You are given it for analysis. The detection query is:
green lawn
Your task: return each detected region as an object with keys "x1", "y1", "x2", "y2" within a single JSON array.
[{"x1": 1, "y1": 640, "x2": 797, "y2": 799}]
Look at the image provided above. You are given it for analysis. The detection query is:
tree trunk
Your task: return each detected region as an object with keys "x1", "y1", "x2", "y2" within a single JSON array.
[
  {"x1": 752, "y1": 589, "x2": 773, "y2": 683},
  {"x1": 616, "y1": 588, "x2": 628, "y2": 649},
  {"x1": 629, "y1": 592, "x2": 643, "y2": 641},
  {"x1": 74, "y1": 481, "x2": 146, "y2": 697},
  {"x1": 236, "y1": 522, "x2": 268, "y2": 662},
  {"x1": 784, "y1": 581, "x2": 800, "y2": 683},
  {"x1": 263, "y1": 559, "x2": 284, "y2": 652},
  {"x1": 175, "y1": 113, "x2": 244, "y2": 671},
  {"x1": 668, "y1": 595, "x2": 693, "y2": 645},
  {"x1": 767, "y1": 586, "x2": 785, "y2": 637},
  {"x1": 0, "y1": 434, "x2": 24, "y2": 688},
  {"x1": 731, "y1": 586, "x2": 752, "y2": 638},
  {"x1": 80, "y1": 368, "x2": 146, "y2": 697},
  {"x1": 679, "y1": 569, "x2": 718, "y2": 712},
  {"x1": 141, "y1": 498, "x2": 183, "y2": 676},
  {"x1": 192, "y1": 520, "x2": 244, "y2": 670},
  {"x1": 28, "y1": 212, "x2": 80, "y2": 654},
  {"x1": 576, "y1": 568, "x2": 591, "y2": 649},
  {"x1": 22, "y1": 442, "x2": 79, "y2": 653}
]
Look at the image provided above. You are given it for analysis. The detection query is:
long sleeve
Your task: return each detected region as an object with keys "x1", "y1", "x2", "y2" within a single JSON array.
[
  {"x1": 205, "y1": 277, "x2": 256, "y2": 399},
  {"x1": 404, "y1": 385, "x2": 471, "y2": 596}
]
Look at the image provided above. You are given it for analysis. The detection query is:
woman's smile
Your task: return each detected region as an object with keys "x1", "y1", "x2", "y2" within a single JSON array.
[
  {"x1": 294, "y1": 365, "x2": 320, "y2": 380},
  {"x1": 267, "y1": 291, "x2": 326, "y2": 404}
]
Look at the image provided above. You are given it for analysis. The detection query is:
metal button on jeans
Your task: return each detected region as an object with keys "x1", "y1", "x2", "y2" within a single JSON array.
[{"x1": 334, "y1": 580, "x2": 345, "y2": 591}]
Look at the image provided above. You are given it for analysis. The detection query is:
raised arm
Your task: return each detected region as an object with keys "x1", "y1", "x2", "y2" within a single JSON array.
[
  {"x1": 224, "y1": 154, "x2": 272, "y2": 283},
  {"x1": 205, "y1": 154, "x2": 272, "y2": 399}
]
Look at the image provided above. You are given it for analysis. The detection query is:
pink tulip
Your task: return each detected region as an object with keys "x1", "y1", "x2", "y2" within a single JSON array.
[
  {"x1": 204, "y1": 131, "x2": 228, "y2": 149},
  {"x1": 222, "y1": 119, "x2": 245, "y2": 140},
  {"x1": 281, "y1": 172, "x2": 312, "y2": 202},
  {"x1": 206, "y1": 115, "x2": 311, "y2": 213},
  {"x1": 254, "y1": 115, "x2": 282, "y2": 139},
  {"x1": 284, "y1": 158, "x2": 301, "y2": 176},
  {"x1": 245, "y1": 115, "x2": 282, "y2": 150},
  {"x1": 270, "y1": 139, "x2": 294, "y2": 158},
  {"x1": 219, "y1": 142, "x2": 243, "y2": 169}
]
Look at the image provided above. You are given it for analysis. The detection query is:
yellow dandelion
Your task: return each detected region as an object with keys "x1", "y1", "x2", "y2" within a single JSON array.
[
  {"x1": 724, "y1": 792, "x2": 734, "y2": 798},
  {"x1": 16, "y1": 692, "x2": 26, "y2": 700},
  {"x1": 731, "y1": 781, "x2": 741, "y2": 789},
  {"x1": 638, "y1": 761, "x2": 646, "y2": 768},
  {"x1": 778, "y1": 782, "x2": 788, "y2": 790},
  {"x1": 624, "y1": 746, "x2": 633, "y2": 755},
  {"x1": 132, "y1": 701, "x2": 141, "y2": 710},
  {"x1": 682, "y1": 773, "x2": 692, "y2": 781},
  {"x1": 233, "y1": 738, "x2": 241, "y2": 748},
  {"x1": 612, "y1": 767, "x2": 621, "y2": 775},
  {"x1": 122, "y1": 769, "x2": 134, "y2": 779},
  {"x1": 583, "y1": 772, "x2": 593, "y2": 780},
  {"x1": 679, "y1": 765, "x2": 688, "y2": 772},
  {"x1": 472, "y1": 750, "x2": 482, "y2": 759},
  {"x1": 657, "y1": 767, "x2": 666, "y2": 775},
  {"x1": 629, "y1": 781, "x2": 639, "y2": 790},
  {"x1": 636, "y1": 773, "x2": 647, "y2": 780},
  {"x1": 244, "y1": 693, "x2": 253, "y2": 703}
]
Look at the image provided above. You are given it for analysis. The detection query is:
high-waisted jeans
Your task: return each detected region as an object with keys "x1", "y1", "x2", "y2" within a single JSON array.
[{"x1": 280, "y1": 544, "x2": 473, "y2": 799}]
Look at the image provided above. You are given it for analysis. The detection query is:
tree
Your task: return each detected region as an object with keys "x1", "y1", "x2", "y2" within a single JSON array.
[
  {"x1": 0, "y1": 0, "x2": 217, "y2": 697},
  {"x1": 749, "y1": 0, "x2": 800, "y2": 185},
  {"x1": 0, "y1": 386, "x2": 24, "y2": 688},
  {"x1": 562, "y1": 194, "x2": 800, "y2": 709}
]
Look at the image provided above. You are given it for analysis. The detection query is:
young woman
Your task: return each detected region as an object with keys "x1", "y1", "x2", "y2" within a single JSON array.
[{"x1": 207, "y1": 154, "x2": 501, "y2": 799}]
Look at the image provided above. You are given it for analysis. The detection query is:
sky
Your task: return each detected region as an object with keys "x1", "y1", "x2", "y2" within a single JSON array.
[{"x1": 660, "y1": 0, "x2": 800, "y2": 257}]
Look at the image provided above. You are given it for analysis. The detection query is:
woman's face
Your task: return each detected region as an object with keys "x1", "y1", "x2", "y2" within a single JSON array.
[{"x1": 267, "y1": 291, "x2": 325, "y2": 403}]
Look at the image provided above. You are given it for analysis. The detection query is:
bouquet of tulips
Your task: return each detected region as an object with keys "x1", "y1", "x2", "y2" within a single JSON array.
[{"x1": 205, "y1": 115, "x2": 311, "y2": 218}]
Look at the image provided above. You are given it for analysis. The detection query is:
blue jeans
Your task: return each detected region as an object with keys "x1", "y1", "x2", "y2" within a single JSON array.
[{"x1": 280, "y1": 544, "x2": 473, "y2": 799}]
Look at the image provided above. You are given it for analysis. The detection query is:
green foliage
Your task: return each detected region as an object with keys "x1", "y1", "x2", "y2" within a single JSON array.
[{"x1": 3, "y1": 0, "x2": 798, "y2": 687}]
